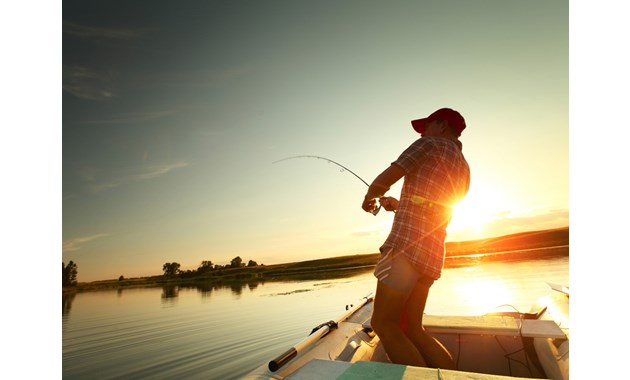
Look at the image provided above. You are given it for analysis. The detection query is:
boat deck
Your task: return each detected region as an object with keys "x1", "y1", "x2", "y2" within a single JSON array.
[
  {"x1": 288, "y1": 360, "x2": 549, "y2": 380},
  {"x1": 245, "y1": 290, "x2": 568, "y2": 380}
]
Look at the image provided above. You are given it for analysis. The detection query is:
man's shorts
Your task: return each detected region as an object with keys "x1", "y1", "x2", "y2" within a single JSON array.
[{"x1": 374, "y1": 248, "x2": 435, "y2": 292}]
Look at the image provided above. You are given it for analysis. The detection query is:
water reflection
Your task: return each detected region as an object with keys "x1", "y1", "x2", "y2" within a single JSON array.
[
  {"x1": 230, "y1": 283, "x2": 243, "y2": 297},
  {"x1": 155, "y1": 281, "x2": 267, "y2": 301},
  {"x1": 195, "y1": 283, "x2": 215, "y2": 298},
  {"x1": 267, "y1": 288, "x2": 314, "y2": 297},
  {"x1": 161, "y1": 285, "x2": 179, "y2": 303},
  {"x1": 453, "y1": 277, "x2": 513, "y2": 315},
  {"x1": 148, "y1": 267, "x2": 375, "y2": 301},
  {"x1": 62, "y1": 291, "x2": 76, "y2": 317}
]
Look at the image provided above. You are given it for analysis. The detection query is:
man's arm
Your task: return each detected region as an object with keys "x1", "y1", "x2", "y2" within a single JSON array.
[{"x1": 362, "y1": 164, "x2": 405, "y2": 213}]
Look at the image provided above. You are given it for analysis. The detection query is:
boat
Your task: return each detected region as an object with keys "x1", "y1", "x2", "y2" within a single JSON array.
[{"x1": 243, "y1": 282, "x2": 569, "y2": 379}]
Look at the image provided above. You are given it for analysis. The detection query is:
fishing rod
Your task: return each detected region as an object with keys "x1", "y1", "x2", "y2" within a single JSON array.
[
  {"x1": 272, "y1": 155, "x2": 382, "y2": 215},
  {"x1": 272, "y1": 155, "x2": 370, "y2": 186}
]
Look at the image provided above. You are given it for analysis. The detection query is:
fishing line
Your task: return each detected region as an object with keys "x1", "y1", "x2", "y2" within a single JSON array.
[
  {"x1": 272, "y1": 155, "x2": 381, "y2": 215},
  {"x1": 273, "y1": 155, "x2": 370, "y2": 187}
]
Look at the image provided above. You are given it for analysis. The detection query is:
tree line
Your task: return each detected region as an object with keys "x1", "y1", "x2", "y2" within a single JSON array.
[
  {"x1": 163, "y1": 256, "x2": 261, "y2": 277},
  {"x1": 62, "y1": 255, "x2": 262, "y2": 285}
]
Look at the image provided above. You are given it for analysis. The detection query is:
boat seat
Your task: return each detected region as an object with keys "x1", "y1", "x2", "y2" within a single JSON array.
[
  {"x1": 425, "y1": 315, "x2": 566, "y2": 339},
  {"x1": 363, "y1": 315, "x2": 566, "y2": 340}
]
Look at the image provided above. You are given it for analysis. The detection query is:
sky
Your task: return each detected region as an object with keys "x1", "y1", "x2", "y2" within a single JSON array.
[{"x1": 59, "y1": 0, "x2": 571, "y2": 282}]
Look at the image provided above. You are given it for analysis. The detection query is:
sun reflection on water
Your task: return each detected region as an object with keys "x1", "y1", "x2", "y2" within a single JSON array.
[{"x1": 453, "y1": 277, "x2": 514, "y2": 315}]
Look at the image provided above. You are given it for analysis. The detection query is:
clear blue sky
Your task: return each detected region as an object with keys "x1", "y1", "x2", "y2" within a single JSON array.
[{"x1": 58, "y1": 0, "x2": 573, "y2": 281}]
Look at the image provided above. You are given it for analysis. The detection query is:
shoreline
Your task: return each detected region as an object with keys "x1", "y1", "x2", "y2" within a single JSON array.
[
  {"x1": 64, "y1": 227, "x2": 569, "y2": 293},
  {"x1": 64, "y1": 244, "x2": 569, "y2": 294}
]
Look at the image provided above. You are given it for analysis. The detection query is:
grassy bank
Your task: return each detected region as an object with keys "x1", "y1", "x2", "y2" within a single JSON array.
[{"x1": 65, "y1": 227, "x2": 569, "y2": 293}]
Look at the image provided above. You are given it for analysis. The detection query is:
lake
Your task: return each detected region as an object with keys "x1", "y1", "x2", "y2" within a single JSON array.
[{"x1": 62, "y1": 256, "x2": 568, "y2": 379}]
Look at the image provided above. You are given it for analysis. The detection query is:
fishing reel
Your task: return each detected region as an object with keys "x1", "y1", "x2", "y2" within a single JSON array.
[{"x1": 372, "y1": 205, "x2": 382, "y2": 216}]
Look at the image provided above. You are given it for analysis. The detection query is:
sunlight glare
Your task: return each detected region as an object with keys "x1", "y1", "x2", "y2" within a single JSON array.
[
  {"x1": 449, "y1": 181, "x2": 515, "y2": 238},
  {"x1": 454, "y1": 277, "x2": 513, "y2": 315}
]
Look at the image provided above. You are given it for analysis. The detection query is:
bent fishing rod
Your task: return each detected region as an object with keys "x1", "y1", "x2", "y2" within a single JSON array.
[{"x1": 272, "y1": 155, "x2": 383, "y2": 215}]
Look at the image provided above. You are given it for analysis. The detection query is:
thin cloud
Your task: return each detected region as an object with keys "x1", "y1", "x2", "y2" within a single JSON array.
[
  {"x1": 491, "y1": 210, "x2": 513, "y2": 218},
  {"x1": 136, "y1": 67, "x2": 253, "y2": 89},
  {"x1": 89, "y1": 181, "x2": 121, "y2": 193},
  {"x1": 485, "y1": 209, "x2": 569, "y2": 233},
  {"x1": 63, "y1": 65, "x2": 117, "y2": 100},
  {"x1": 63, "y1": 21, "x2": 156, "y2": 100},
  {"x1": 352, "y1": 220, "x2": 392, "y2": 237},
  {"x1": 128, "y1": 161, "x2": 190, "y2": 181},
  {"x1": 63, "y1": 21, "x2": 151, "y2": 41},
  {"x1": 474, "y1": 208, "x2": 568, "y2": 227},
  {"x1": 78, "y1": 108, "x2": 183, "y2": 125},
  {"x1": 86, "y1": 161, "x2": 191, "y2": 193},
  {"x1": 63, "y1": 234, "x2": 108, "y2": 253}
]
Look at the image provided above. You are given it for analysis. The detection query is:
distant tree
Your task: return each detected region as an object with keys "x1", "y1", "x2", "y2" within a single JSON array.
[
  {"x1": 62, "y1": 261, "x2": 78, "y2": 286},
  {"x1": 118, "y1": 275, "x2": 125, "y2": 281},
  {"x1": 198, "y1": 260, "x2": 214, "y2": 274},
  {"x1": 230, "y1": 256, "x2": 243, "y2": 268},
  {"x1": 180, "y1": 269, "x2": 196, "y2": 278},
  {"x1": 162, "y1": 262, "x2": 181, "y2": 277},
  {"x1": 247, "y1": 260, "x2": 258, "y2": 267}
]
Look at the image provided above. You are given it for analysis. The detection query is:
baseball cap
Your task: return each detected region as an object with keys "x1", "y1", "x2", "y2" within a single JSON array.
[{"x1": 411, "y1": 108, "x2": 466, "y2": 135}]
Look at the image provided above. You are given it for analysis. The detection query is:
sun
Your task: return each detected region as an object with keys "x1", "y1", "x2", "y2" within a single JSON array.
[{"x1": 448, "y1": 181, "x2": 514, "y2": 239}]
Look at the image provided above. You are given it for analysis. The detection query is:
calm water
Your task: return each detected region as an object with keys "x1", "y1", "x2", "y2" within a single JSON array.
[{"x1": 62, "y1": 256, "x2": 568, "y2": 379}]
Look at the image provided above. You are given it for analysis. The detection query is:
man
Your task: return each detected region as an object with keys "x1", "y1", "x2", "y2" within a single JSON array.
[{"x1": 362, "y1": 108, "x2": 470, "y2": 368}]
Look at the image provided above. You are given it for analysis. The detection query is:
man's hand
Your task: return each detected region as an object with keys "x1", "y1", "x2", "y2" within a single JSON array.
[
  {"x1": 379, "y1": 196, "x2": 398, "y2": 212},
  {"x1": 362, "y1": 164, "x2": 404, "y2": 214}
]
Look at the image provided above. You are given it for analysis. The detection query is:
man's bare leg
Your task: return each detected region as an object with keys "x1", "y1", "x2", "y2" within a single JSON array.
[
  {"x1": 403, "y1": 281, "x2": 456, "y2": 369},
  {"x1": 371, "y1": 280, "x2": 428, "y2": 367}
]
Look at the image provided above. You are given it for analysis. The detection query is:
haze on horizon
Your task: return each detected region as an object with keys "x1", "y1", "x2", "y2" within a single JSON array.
[{"x1": 62, "y1": 1, "x2": 568, "y2": 282}]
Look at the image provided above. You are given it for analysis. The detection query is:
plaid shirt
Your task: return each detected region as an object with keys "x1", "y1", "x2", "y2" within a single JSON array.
[{"x1": 380, "y1": 137, "x2": 470, "y2": 280}]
